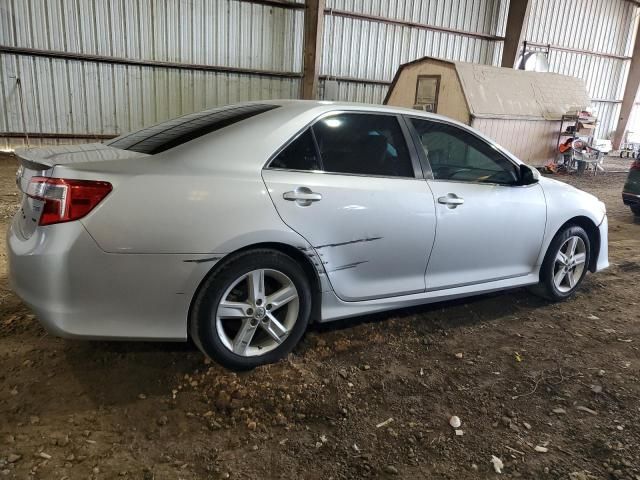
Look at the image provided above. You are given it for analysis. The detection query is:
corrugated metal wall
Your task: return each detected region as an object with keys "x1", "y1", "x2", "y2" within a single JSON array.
[
  {"x1": 320, "y1": 0, "x2": 638, "y2": 140},
  {"x1": 320, "y1": 0, "x2": 507, "y2": 103},
  {"x1": 0, "y1": 0, "x2": 304, "y2": 149},
  {"x1": 1, "y1": 0, "x2": 638, "y2": 148},
  {"x1": 524, "y1": 0, "x2": 637, "y2": 139}
]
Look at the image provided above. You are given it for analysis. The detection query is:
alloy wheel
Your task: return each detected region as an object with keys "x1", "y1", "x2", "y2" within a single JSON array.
[
  {"x1": 215, "y1": 269, "x2": 299, "y2": 357},
  {"x1": 552, "y1": 236, "x2": 587, "y2": 293}
]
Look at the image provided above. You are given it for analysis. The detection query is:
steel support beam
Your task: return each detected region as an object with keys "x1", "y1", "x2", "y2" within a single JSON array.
[
  {"x1": 501, "y1": 0, "x2": 531, "y2": 68},
  {"x1": 326, "y1": 9, "x2": 504, "y2": 41},
  {"x1": 613, "y1": 21, "x2": 640, "y2": 149},
  {"x1": 238, "y1": 0, "x2": 305, "y2": 9},
  {"x1": 525, "y1": 41, "x2": 631, "y2": 61},
  {"x1": 0, "y1": 132, "x2": 116, "y2": 140},
  {"x1": 318, "y1": 75, "x2": 391, "y2": 86},
  {"x1": 0, "y1": 45, "x2": 301, "y2": 79},
  {"x1": 301, "y1": 0, "x2": 325, "y2": 99}
]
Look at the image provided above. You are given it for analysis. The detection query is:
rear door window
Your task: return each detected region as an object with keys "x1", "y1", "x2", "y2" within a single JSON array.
[
  {"x1": 311, "y1": 113, "x2": 415, "y2": 178},
  {"x1": 107, "y1": 104, "x2": 279, "y2": 155},
  {"x1": 269, "y1": 129, "x2": 321, "y2": 171}
]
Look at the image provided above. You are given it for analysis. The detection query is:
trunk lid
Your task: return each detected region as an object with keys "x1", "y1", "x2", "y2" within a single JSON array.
[
  {"x1": 14, "y1": 143, "x2": 145, "y2": 172},
  {"x1": 13, "y1": 143, "x2": 144, "y2": 238}
]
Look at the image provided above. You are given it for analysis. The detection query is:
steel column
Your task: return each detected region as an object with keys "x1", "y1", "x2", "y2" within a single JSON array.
[
  {"x1": 501, "y1": 0, "x2": 531, "y2": 68},
  {"x1": 301, "y1": 0, "x2": 325, "y2": 99},
  {"x1": 613, "y1": 21, "x2": 640, "y2": 149}
]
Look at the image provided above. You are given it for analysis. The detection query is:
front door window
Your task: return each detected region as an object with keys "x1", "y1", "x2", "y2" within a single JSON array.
[{"x1": 410, "y1": 118, "x2": 519, "y2": 185}]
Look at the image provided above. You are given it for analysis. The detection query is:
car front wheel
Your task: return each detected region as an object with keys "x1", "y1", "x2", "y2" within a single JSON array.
[
  {"x1": 532, "y1": 225, "x2": 591, "y2": 301},
  {"x1": 190, "y1": 249, "x2": 312, "y2": 370}
]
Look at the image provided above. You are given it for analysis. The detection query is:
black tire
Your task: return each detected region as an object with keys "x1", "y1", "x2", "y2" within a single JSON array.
[
  {"x1": 631, "y1": 206, "x2": 640, "y2": 217},
  {"x1": 531, "y1": 225, "x2": 591, "y2": 301},
  {"x1": 190, "y1": 249, "x2": 312, "y2": 370}
]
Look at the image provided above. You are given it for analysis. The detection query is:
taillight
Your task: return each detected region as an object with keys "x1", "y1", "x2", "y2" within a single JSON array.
[
  {"x1": 27, "y1": 177, "x2": 112, "y2": 226},
  {"x1": 631, "y1": 160, "x2": 640, "y2": 171}
]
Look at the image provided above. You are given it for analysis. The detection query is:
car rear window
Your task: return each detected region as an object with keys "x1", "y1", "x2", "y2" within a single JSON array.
[{"x1": 107, "y1": 104, "x2": 279, "y2": 154}]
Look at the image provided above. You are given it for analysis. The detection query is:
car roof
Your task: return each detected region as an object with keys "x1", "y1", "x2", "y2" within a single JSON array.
[
  {"x1": 252, "y1": 99, "x2": 455, "y2": 122},
  {"x1": 149, "y1": 99, "x2": 521, "y2": 171},
  {"x1": 213, "y1": 99, "x2": 477, "y2": 138}
]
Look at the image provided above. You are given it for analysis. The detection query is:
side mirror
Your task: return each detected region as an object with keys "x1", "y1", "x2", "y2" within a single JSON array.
[{"x1": 519, "y1": 164, "x2": 539, "y2": 186}]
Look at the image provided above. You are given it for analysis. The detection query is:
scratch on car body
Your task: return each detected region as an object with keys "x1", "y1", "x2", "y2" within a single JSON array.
[
  {"x1": 297, "y1": 245, "x2": 326, "y2": 275},
  {"x1": 330, "y1": 261, "x2": 369, "y2": 272},
  {"x1": 314, "y1": 237, "x2": 382, "y2": 249},
  {"x1": 183, "y1": 256, "x2": 222, "y2": 263}
]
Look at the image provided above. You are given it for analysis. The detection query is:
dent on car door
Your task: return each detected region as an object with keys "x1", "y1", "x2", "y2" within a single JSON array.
[
  {"x1": 262, "y1": 112, "x2": 437, "y2": 301},
  {"x1": 407, "y1": 117, "x2": 547, "y2": 290}
]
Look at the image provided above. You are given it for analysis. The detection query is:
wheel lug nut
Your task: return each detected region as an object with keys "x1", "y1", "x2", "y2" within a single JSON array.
[
  {"x1": 256, "y1": 299, "x2": 263, "y2": 306},
  {"x1": 246, "y1": 308, "x2": 254, "y2": 316},
  {"x1": 266, "y1": 304, "x2": 272, "y2": 310}
]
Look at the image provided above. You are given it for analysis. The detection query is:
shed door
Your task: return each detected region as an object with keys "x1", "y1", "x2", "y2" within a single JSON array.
[{"x1": 414, "y1": 75, "x2": 441, "y2": 113}]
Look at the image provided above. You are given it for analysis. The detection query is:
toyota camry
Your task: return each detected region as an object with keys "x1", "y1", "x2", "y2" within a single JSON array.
[{"x1": 8, "y1": 101, "x2": 609, "y2": 369}]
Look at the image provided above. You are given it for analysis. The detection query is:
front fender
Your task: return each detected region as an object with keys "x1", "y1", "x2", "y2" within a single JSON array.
[{"x1": 536, "y1": 177, "x2": 607, "y2": 268}]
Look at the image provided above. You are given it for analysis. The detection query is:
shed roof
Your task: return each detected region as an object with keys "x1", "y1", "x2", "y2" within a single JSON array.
[{"x1": 384, "y1": 57, "x2": 591, "y2": 121}]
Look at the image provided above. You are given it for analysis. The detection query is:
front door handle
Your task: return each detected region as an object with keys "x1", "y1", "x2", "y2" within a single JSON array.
[
  {"x1": 437, "y1": 193, "x2": 464, "y2": 209},
  {"x1": 283, "y1": 187, "x2": 322, "y2": 206}
]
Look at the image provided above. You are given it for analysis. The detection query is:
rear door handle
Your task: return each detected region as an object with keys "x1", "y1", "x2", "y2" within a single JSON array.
[
  {"x1": 437, "y1": 193, "x2": 464, "y2": 209},
  {"x1": 283, "y1": 187, "x2": 322, "y2": 206}
]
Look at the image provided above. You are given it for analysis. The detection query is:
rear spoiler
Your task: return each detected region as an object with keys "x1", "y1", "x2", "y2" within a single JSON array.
[
  {"x1": 14, "y1": 143, "x2": 124, "y2": 193},
  {"x1": 14, "y1": 143, "x2": 148, "y2": 170},
  {"x1": 13, "y1": 143, "x2": 116, "y2": 171},
  {"x1": 14, "y1": 143, "x2": 148, "y2": 193},
  {"x1": 14, "y1": 155, "x2": 52, "y2": 172},
  {"x1": 14, "y1": 148, "x2": 64, "y2": 193}
]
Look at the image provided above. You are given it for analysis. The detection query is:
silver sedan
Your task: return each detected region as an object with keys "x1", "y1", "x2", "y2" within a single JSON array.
[{"x1": 8, "y1": 101, "x2": 609, "y2": 369}]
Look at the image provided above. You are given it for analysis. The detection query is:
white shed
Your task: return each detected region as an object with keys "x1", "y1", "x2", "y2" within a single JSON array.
[{"x1": 384, "y1": 57, "x2": 592, "y2": 166}]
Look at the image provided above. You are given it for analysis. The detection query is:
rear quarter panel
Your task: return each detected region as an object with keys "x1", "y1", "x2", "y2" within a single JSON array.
[
  {"x1": 64, "y1": 107, "x2": 330, "y2": 255},
  {"x1": 78, "y1": 168, "x2": 305, "y2": 255}
]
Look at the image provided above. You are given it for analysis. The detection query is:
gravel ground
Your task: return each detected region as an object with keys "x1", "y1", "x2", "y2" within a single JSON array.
[
  {"x1": 0, "y1": 152, "x2": 638, "y2": 480},
  {"x1": 602, "y1": 156, "x2": 633, "y2": 173}
]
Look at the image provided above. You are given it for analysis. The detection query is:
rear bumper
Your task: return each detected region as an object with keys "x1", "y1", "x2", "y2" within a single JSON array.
[
  {"x1": 7, "y1": 220, "x2": 216, "y2": 341},
  {"x1": 622, "y1": 192, "x2": 640, "y2": 207}
]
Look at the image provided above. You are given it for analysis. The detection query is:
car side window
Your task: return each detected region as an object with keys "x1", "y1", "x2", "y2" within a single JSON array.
[
  {"x1": 410, "y1": 118, "x2": 519, "y2": 185},
  {"x1": 312, "y1": 113, "x2": 415, "y2": 178},
  {"x1": 269, "y1": 129, "x2": 321, "y2": 171}
]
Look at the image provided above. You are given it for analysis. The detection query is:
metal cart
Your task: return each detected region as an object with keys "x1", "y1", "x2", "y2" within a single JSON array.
[
  {"x1": 556, "y1": 114, "x2": 602, "y2": 174},
  {"x1": 619, "y1": 131, "x2": 640, "y2": 159}
]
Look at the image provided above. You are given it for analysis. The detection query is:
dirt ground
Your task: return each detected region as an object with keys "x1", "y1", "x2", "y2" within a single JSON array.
[{"x1": 0, "y1": 153, "x2": 638, "y2": 480}]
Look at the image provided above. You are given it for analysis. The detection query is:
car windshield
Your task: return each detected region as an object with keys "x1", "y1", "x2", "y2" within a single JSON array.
[{"x1": 106, "y1": 104, "x2": 279, "y2": 155}]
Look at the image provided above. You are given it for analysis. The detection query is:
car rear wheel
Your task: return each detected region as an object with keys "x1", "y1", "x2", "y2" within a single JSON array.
[
  {"x1": 531, "y1": 225, "x2": 590, "y2": 301},
  {"x1": 190, "y1": 249, "x2": 312, "y2": 370}
]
